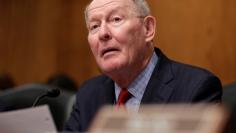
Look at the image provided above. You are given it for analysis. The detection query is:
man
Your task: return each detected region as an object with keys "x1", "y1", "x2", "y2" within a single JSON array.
[{"x1": 64, "y1": 0, "x2": 222, "y2": 131}]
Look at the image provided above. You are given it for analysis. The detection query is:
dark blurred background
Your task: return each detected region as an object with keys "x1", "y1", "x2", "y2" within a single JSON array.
[{"x1": 0, "y1": 0, "x2": 235, "y2": 88}]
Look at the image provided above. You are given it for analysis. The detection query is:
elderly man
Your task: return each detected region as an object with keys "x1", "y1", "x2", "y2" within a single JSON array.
[{"x1": 64, "y1": 0, "x2": 222, "y2": 131}]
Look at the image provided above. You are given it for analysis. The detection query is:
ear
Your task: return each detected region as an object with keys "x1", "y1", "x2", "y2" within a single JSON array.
[{"x1": 143, "y1": 16, "x2": 156, "y2": 42}]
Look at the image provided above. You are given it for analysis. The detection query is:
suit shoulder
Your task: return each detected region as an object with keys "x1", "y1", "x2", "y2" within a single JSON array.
[
  {"x1": 155, "y1": 48, "x2": 218, "y2": 79},
  {"x1": 82, "y1": 75, "x2": 109, "y2": 86},
  {"x1": 79, "y1": 75, "x2": 108, "y2": 90},
  {"x1": 171, "y1": 60, "x2": 217, "y2": 79},
  {"x1": 75, "y1": 75, "x2": 110, "y2": 97}
]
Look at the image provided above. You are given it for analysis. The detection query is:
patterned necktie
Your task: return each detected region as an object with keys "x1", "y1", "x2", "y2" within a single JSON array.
[{"x1": 116, "y1": 88, "x2": 132, "y2": 108}]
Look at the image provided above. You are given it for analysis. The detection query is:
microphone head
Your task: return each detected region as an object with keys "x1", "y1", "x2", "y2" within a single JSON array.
[{"x1": 47, "y1": 87, "x2": 60, "y2": 97}]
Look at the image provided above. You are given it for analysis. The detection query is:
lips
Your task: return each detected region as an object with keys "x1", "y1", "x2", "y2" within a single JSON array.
[{"x1": 101, "y1": 47, "x2": 119, "y2": 57}]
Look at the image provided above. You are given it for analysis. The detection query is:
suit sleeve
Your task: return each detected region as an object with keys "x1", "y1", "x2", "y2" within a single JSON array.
[{"x1": 192, "y1": 75, "x2": 223, "y2": 103}]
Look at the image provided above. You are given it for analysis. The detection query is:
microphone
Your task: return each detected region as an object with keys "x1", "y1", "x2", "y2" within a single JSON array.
[{"x1": 32, "y1": 87, "x2": 60, "y2": 107}]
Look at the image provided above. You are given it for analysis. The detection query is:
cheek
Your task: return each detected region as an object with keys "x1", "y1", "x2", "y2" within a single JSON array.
[
  {"x1": 88, "y1": 35, "x2": 99, "y2": 55},
  {"x1": 114, "y1": 27, "x2": 133, "y2": 43},
  {"x1": 114, "y1": 23, "x2": 144, "y2": 44}
]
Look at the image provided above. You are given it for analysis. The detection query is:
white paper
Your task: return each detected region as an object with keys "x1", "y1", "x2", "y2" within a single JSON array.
[{"x1": 0, "y1": 105, "x2": 57, "y2": 133}]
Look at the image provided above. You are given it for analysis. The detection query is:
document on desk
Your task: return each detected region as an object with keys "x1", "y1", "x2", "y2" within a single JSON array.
[{"x1": 0, "y1": 105, "x2": 57, "y2": 133}]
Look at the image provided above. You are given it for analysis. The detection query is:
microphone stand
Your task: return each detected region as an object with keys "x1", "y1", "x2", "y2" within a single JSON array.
[
  {"x1": 32, "y1": 94, "x2": 48, "y2": 107},
  {"x1": 32, "y1": 87, "x2": 60, "y2": 107}
]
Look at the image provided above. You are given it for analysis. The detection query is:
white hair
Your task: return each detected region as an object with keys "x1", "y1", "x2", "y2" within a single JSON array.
[
  {"x1": 84, "y1": 0, "x2": 151, "y2": 25},
  {"x1": 132, "y1": 0, "x2": 151, "y2": 16}
]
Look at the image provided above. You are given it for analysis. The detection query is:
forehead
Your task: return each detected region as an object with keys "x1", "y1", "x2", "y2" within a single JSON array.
[{"x1": 87, "y1": 0, "x2": 135, "y2": 16}]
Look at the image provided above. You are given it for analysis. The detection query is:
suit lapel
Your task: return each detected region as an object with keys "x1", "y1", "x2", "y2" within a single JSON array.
[
  {"x1": 97, "y1": 77, "x2": 115, "y2": 106},
  {"x1": 141, "y1": 48, "x2": 175, "y2": 104}
]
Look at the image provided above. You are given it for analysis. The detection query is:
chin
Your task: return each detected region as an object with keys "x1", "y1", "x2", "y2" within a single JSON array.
[{"x1": 100, "y1": 62, "x2": 125, "y2": 75}]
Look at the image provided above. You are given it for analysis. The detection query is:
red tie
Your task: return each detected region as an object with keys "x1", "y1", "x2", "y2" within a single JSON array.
[{"x1": 116, "y1": 88, "x2": 132, "y2": 108}]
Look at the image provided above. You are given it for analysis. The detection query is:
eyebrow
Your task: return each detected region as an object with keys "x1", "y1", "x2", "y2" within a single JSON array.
[{"x1": 88, "y1": 5, "x2": 130, "y2": 22}]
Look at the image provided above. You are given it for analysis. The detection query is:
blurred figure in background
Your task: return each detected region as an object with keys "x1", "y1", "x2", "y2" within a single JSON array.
[
  {"x1": 46, "y1": 73, "x2": 78, "y2": 92},
  {"x1": 0, "y1": 72, "x2": 15, "y2": 111},
  {"x1": 0, "y1": 72, "x2": 15, "y2": 91}
]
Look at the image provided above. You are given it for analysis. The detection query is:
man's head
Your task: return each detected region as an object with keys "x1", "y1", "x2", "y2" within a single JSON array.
[{"x1": 85, "y1": 0, "x2": 156, "y2": 82}]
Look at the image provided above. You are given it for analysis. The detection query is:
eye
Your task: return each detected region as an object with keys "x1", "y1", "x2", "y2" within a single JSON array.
[
  {"x1": 89, "y1": 23, "x2": 100, "y2": 33},
  {"x1": 110, "y1": 16, "x2": 124, "y2": 26},
  {"x1": 91, "y1": 24, "x2": 99, "y2": 30},
  {"x1": 113, "y1": 17, "x2": 122, "y2": 22}
]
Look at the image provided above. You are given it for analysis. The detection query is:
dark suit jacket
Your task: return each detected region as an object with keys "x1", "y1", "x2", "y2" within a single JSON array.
[{"x1": 64, "y1": 48, "x2": 222, "y2": 132}]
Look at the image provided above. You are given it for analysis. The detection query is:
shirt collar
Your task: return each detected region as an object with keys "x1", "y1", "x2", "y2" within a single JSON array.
[{"x1": 115, "y1": 51, "x2": 158, "y2": 101}]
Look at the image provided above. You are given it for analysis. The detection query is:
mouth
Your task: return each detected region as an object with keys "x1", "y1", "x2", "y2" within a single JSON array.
[{"x1": 101, "y1": 47, "x2": 119, "y2": 57}]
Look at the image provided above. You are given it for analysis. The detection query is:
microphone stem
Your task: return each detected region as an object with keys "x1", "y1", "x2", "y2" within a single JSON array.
[{"x1": 32, "y1": 94, "x2": 47, "y2": 107}]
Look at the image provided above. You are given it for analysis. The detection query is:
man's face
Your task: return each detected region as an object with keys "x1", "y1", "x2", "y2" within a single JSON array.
[{"x1": 87, "y1": 0, "x2": 149, "y2": 75}]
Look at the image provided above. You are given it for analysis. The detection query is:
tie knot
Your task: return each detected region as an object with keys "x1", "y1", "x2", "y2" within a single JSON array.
[{"x1": 117, "y1": 88, "x2": 132, "y2": 107}]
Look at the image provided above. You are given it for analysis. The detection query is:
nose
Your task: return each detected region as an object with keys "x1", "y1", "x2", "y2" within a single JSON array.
[{"x1": 98, "y1": 23, "x2": 111, "y2": 41}]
